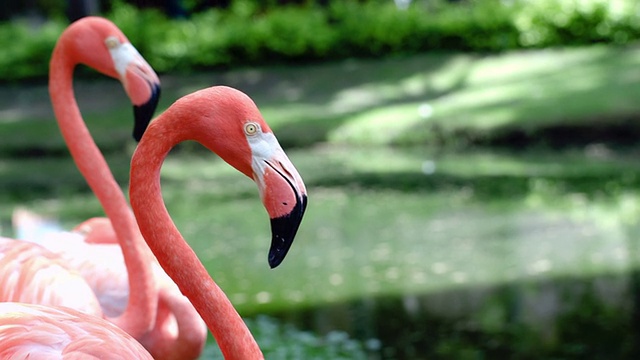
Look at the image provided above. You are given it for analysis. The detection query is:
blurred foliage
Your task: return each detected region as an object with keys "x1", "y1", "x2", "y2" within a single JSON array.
[
  {"x1": 1, "y1": 0, "x2": 640, "y2": 80},
  {"x1": 0, "y1": 20, "x2": 65, "y2": 80}
]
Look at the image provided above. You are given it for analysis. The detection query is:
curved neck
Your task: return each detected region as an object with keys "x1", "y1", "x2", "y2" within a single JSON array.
[
  {"x1": 49, "y1": 44, "x2": 156, "y2": 338},
  {"x1": 130, "y1": 114, "x2": 263, "y2": 360}
]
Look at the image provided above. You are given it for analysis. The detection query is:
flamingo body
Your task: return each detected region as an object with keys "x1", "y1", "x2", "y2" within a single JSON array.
[
  {"x1": 0, "y1": 237, "x2": 102, "y2": 317},
  {"x1": 12, "y1": 211, "x2": 208, "y2": 359},
  {"x1": 0, "y1": 303, "x2": 152, "y2": 359},
  {"x1": 0, "y1": 239, "x2": 154, "y2": 358}
]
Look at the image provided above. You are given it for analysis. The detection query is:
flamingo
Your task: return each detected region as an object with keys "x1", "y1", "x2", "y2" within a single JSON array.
[
  {"x1": 129, "y1": 85, "x2": 308, "y2": 359},
  {"x1": 45, "y1": 15, "x2": 160, "y2": 340},
  {"x1": 1, "y1": 85, "x2": 307, "y2": 358},
  {"x1": 11, "y1": 16, "x2": 208, "y2": 359}
]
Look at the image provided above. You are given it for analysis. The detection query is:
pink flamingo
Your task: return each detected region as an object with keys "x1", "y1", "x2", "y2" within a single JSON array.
[
  {"x1": 129, "y1": 85, "x2": 307, "y2": 359},
  {"x1": 1, "y1": 85, "x2": 307, "y2": 358},
  {"x1": 11, "y1": 15, "x2": 208, "y2": 359}
]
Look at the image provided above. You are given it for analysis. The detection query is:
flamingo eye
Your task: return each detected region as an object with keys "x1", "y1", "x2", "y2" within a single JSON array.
[
  {"x1": 105, "y1": 36, "x2": 120, "y2": 49},
  {"x1": 244, "y1": 122, "x2": 259, "y2": 136}
]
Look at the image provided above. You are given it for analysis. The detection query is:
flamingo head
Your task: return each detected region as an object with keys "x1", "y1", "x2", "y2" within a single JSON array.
[
  {"x1": 57, "y1": 16, "x2": 161, "y2": 141},
  {"x1": 183, "y1": 87, "x2": 308, "y2": 268}
]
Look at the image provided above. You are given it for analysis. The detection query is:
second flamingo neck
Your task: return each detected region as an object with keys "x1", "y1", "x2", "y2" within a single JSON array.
[{"x1": 48, "y1": 51, "x2": 156, "y2": 338}]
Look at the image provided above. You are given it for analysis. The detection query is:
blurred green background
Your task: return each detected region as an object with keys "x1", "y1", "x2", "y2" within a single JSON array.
[{"x1": 2, "y1": 0, "x2": 640, "y2": 358}]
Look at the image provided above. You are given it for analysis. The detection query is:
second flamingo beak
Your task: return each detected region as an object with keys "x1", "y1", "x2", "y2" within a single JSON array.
[
  {"x1": 126, "y1": 61, "x2": 161, "y2": 142},
  {"x1": 253, "y1": 149, "x2": 308, "y2": 268},
  {"x1": 132, "y1": 81, "x2": 161, "y2": 141},
  {"x1": 109, "y1": 42, "x2": 162, "y2": 142}
]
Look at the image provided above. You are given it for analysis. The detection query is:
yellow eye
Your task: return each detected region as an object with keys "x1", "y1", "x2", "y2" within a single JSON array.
[
  {"x1": 244, "y1": 122, "x2": 259, "y2": 135},
  {"x1": 105, "y1": 36, "x2": 120, "y2": 49}
]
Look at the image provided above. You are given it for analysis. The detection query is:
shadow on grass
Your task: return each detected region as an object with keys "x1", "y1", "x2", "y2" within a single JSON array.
[
  {"x1": 298, "y1": 145, "x2": 640, "y2": 202},
  {"x1": 4, "y1": 143, "x2": 640, "y2": 205},
  {"x1": 392, "y1": 45, "x2": 640, "y2": 147},
  {"x1": 160, "y1": 52, "x2": 472, "y2": 147},
  {"x1": 310, "y1": 169, "x2": 640, "y2": 201}
]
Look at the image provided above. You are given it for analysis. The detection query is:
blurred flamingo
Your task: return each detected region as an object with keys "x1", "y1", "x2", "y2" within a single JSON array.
[
  {"x1": 48, "y1": 14, "x2": 158, "y2": 338},
  {"x1": 0, "y1": 237, "x2": 101, "y2": 316},
  {"x1": 10, "y1": 16, "x2": 209, "y2": 359},
  {"x1": 128, "y1": 85, "x2": 308, "y2": 358},
  {"x1": 14, "y1": 211, "x2": 208, "y2": 360},
  {"x1": 71, "y1": 216, "x2": 207, "y2": 360},
  {"x1": 5, "y1": 16, "x2": 159, "y2": 340},
  {"x1": 0, "y1": 237, "x2": 153, "y2": 357},
  {"x1": 0, "y1": 302, "x2": 153, "y2": 359}
]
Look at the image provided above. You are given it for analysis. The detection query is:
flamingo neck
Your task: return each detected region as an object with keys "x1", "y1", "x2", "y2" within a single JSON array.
[
  {"x1": 130, "y1": 112, "x2": 264, "y2": 360},
  {"x1": 48, "y1": 44, "x2": 156, "y2": 338}
]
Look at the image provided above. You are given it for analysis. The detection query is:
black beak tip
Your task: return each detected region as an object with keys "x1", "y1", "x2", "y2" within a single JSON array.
[
  {"x1": 268, "y1": 237, "x2": 288, "y2": 269},
  {"x1": 132, "y1": 83, "x2": 161, "y2": 142},
  {"x1": 268, "y1": 194, "x2": 307, "y2": 269}
]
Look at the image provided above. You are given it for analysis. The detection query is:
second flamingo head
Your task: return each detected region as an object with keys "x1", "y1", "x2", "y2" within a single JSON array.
[{"x1": 51, "y1": 16, "x2": 161, "y2": 141}]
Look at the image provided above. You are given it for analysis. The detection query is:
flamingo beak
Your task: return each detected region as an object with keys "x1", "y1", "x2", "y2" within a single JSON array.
[
  {"x1": 254, "y1": 150, "x2": 308, "y2": 268},
  {"x1": 115, "y1": 44, "x2": 162, "y2": 141},
  {"x1": 132, "y1": 81, "x2": 161, "y2": 141}
]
